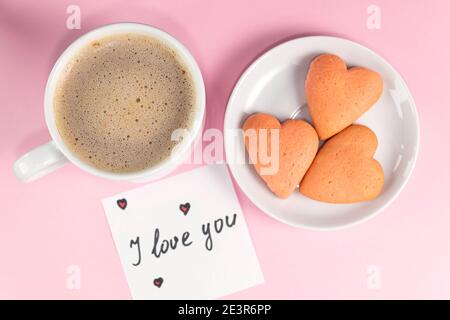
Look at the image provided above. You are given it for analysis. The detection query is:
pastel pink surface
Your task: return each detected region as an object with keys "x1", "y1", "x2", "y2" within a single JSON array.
[{"x1": 1, "y1": 0, "x2": 450, "y2": 299}]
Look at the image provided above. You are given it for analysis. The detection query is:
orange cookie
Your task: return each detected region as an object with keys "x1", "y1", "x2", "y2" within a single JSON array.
[
  {"x1": 305, "y1": 54, "x2": 383, "y2": 140},
  {"x1": 300, "y1": 125, "x2": 384, "y2": 203},
  {"x1": 242, "y1": 113, "x2": 319, "y2": 199}
]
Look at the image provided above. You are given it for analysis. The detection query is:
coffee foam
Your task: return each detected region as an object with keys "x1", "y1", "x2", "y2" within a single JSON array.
[{"x1": 54, "y1": 34, "x2": 196, "y2": 173}]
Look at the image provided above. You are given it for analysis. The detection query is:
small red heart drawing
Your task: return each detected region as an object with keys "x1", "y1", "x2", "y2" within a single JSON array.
[
  {"x1": 153, "y1": 277, "x2": 163, "y2": 288},
  {"x1": 117, "y1": 199, "x2": 127, "y2": 210},
  {"x1": 179, "y1": 202, "x2": 190, "y2": 215}
]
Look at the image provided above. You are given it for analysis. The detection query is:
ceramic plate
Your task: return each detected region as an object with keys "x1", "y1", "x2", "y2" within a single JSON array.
[{"x1": 224, "y1": 36, "x2": 419, "y2": 230}]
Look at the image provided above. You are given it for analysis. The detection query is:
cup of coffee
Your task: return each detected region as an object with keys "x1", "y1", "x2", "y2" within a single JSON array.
[{"x1": 14, "y1": 23, "x2": 205, "y2": 182}]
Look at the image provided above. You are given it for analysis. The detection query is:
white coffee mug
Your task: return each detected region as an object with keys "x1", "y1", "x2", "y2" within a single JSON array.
[{"x1": 13, "y1": 23, "x2": 206, "y2": 182}]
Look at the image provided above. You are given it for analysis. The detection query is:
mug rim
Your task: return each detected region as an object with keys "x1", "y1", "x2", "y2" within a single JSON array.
[{"x1": 44, "y1": 22, "x2": 206, "y2": 181}]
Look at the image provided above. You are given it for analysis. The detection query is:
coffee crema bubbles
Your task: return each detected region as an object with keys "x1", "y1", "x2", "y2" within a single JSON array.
[{"x1": 54, "y1": 33, "x2": 196, "y2": 173}]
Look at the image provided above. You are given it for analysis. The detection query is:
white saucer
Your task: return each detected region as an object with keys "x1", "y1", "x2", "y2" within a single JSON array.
[{"x1": 224, "y1": 36, "x2": 420, "y2": 230}]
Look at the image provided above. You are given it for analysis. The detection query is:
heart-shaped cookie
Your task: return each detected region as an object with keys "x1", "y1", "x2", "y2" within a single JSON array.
[
  {"x1": 300, "y1": 124, "x2": 384, "y2": 203},
  {"x1": 242, "y1": 113, "x2": 319, "y2": 198},
  {"x1": 306, "y1": 54, "x2": 383, "y2": 140}
]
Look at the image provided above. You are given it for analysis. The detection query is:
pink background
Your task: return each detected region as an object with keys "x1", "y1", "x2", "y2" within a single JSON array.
[{"x1": 1, "y1": 0, "x2": 450, "y2": 299}]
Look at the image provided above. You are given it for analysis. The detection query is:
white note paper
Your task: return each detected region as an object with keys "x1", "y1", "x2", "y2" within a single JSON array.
[{"x1": 102, "y1": 164, "x2": 264, "y2": 299}]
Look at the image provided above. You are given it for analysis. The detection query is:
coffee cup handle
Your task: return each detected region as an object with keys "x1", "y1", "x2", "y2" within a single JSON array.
[{"x1": 13, "y1": 141, "x2": 69, "y2": 182}]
